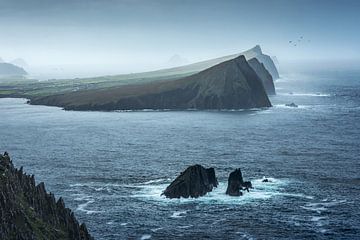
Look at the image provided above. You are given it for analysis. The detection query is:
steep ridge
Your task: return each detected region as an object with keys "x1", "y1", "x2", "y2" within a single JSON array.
[
  {"x1": 0, "y1": 153, "x2": 93, "y2": 240},
  {"x1": 31, "y1": 55, "x2": 271, "y2": 111},
  {"x1": 248, "y1": 58, "x2": 276, "y2": 95}
]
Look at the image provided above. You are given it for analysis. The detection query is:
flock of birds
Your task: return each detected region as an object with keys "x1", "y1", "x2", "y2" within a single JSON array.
[{"x1": 289, "y1": 36, "x2": 311, "y2": 47}]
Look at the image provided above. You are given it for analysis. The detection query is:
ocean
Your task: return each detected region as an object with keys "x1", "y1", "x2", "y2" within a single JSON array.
[{"x1": 0, "y1": 69, "x2": 359, "y2": 239}]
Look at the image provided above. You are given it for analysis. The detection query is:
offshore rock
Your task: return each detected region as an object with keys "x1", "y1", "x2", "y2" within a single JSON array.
[
  {"x1": 285, "y1": 102, "x2": 298, "y2": 108},
  {"x1": 0, "y1": 153, "x2": 93, "y2": 240},
  {"x1": 225, "y1": 169, "x2": 252, "y2": 196},
  {"x1": 162, "y1": 165, "x2": 218, "y2": 198}
]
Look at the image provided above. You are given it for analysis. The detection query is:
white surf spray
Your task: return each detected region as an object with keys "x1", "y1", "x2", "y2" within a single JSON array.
[{"x1": 131, "y1": 177, "x2": 312, "y2": 205}]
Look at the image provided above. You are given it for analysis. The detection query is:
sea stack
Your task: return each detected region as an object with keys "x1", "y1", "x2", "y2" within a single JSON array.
[
  {"x1": 162, "y1": 165, "x2": 218, "y2": 198},
  {"x1": 0, "y1": 153, "x2": 93, "y2": 240},
  {"x1": 225, "y1": 169, "x2": 252, "y2": 196}
]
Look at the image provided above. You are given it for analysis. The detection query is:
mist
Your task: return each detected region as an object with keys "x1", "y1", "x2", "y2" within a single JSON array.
[{"x1": 1, "y1": 0, "x2": 360, "y2": 78}]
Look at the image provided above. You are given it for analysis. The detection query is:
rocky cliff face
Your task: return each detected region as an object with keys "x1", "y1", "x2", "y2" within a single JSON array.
[
  {"x1": 0, "y1": 153, "x2": 93, "y2": 240},
  {"x1": 31, "y1": 55, "x2": 271, "y2": 111},
  {"x1": 242, "y1": 45, "x2": 279, "y2": 79},
  {"x1": 248, "y1": 58, "x2": 276, "y2": 95}
]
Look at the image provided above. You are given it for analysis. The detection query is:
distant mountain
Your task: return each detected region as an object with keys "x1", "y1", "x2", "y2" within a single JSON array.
[
  {"x1": 0, "y1": 62, "x2": 27, "y2": 76},
  {"x1": 248, "y1": 58, "x2": 276, "y2": 95},
  {"x1": 167, "y1": 54, "x2": 189, "y2": 67},
  {"x1": 31, "y1": 55, "x2": 271, "y2": 111},
  {"x1": 10, "y1": 58, "x2": 29, "y2": 69}
]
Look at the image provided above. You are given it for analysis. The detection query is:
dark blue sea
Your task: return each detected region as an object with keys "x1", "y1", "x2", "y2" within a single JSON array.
[{"x1": 1, "y1": 69, "x2": 359, "y2": 239}]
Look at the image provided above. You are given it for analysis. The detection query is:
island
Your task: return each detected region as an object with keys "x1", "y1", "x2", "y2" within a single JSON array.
[{"x1": 30, "y1": 55, "x2": 272, "y2": 110}]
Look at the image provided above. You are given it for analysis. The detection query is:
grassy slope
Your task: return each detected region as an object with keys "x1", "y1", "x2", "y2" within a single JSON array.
[{"x1": 0, "y1": 46, "x2": 261, "y2": 98}]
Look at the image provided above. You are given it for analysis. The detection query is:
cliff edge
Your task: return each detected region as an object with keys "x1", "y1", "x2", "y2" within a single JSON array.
[{"x1": 0, "y1": 153, "x2": 93, "y2": 240}]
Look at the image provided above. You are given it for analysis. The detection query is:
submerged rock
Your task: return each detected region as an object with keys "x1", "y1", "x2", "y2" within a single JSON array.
[
  {"x1": 162, "y1": 165, "x2": 218, "y2": 198},
  {"x1": 285, "y1": 102, "x2": 298, "y2": 108},
  {"x1": 0, "y1": 152, "x2": 93, "y2": 240},
  {"x1": 225, "y1": 169, "x2": 252, "y2": 196}
]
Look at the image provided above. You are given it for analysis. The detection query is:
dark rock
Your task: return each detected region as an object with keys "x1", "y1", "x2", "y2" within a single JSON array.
[
  {"x1": 285, "y1": 102, "x2": 298, "y2": 108},
  {"x1": 248, "y1": 58, "x2": 276, "y2": 95},
  {"x1": 0, "y1": 153, "x2": 93, "y2": 240},
  {"x1": 243, "y1": 181, "x2": 253, "y2": 189},
  {"x1": 162, "y1": 165, "x2": 218, "y2": 198},
  {"x1": 262, "y1": 178, "x2": 271, "y2": 183},
  {"x1": 225, "y1": 169, "x2": 252, "y2": 196}
]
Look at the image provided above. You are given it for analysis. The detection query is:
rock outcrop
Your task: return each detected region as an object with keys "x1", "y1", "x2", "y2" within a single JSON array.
[
  {"x1": 0, "y1": 153, "x2": 93, "y2": 240},
  {"x1": 285, "y1": 102, "x2": 298, "y2": 108},
  {"x1": 248, "y1": 58, "x2": 276, "y2": 95},
  {"x1": 31, "y1": 55, "x2": 272, "y2": 111},
  {"x1": 225, "y1": 169, "x2": 252, "y2": 196},
  {"x1": 162, "y1": 165, "x2": 218, "y2": 198}
]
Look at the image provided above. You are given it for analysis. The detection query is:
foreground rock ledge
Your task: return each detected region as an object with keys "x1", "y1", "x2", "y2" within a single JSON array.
[
  {"x1": 0, "y1": 153, "x2": 93, "y2": 240},
  {"x1": 226, "y1": 168, "x2": 252, "y2": 196},
  {"x1": 162, "y1": 164, "x2": 218, "y2": 198}
]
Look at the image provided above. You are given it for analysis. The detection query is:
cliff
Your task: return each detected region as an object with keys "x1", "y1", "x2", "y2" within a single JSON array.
[
  {"x1": 0, "y1": 63, "x2": 27, "y2": 76},
  {"x1": 248, "y1": 58, "x2": 276, "y2": 95},
  {"x1": 241, "y1": 45, "x2": 279, "y2": 79},
  {"x1": 0, "y1": 153, "x2": 93, "y2": 240},
  {"x1": 31, "y1": 55, "x2": 271, "y2": 111}
]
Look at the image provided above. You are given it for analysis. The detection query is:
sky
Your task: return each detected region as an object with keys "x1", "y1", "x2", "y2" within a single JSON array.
[{"x1": 0, "y1": 0, "x2": 359, "y2": 74}]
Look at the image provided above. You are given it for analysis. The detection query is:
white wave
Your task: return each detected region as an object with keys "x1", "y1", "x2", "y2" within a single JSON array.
[
  {"x1": 140, "y1": 234, "x2": 152, "y2": 240},
  {"x1": 274, "y1": 104, "x2": 311, "y2": 109},
  {"x1": 151, "y1": 227, "x2": 163, "y2": 232},
  {"x1": 142, "y1": 178, "x2": 171, "y2": 185},
  {"x1": 120, "y1": 222, "x2": 128, "y2": 226},
  {"x1": 131, "y1": 177, "x2": 311, "y2": 205},
  {"x1": 76, "y1": 199, "x2": 102, "y2": 214},
  {"x1": 74, "y1": 195, "x2": 92, "y2": 201},
  {"x1": 278, "y1": 92, "x2": 330, "y2": 97},
  {"x1": 301, "y1": 199, "x2": 347, "y2": 214},
  {"x1": 178, "y1": 225, "x2": 193, "y2": 229},
  {"x1": 170, "y1": 210, "x2": 187, "y2": 218},
  {"x1": 311, "y1": 216, "x2": 328, "y2": 222},
  {"x1": 237, "y1": 232, "x2": 255, "y2": 240}
]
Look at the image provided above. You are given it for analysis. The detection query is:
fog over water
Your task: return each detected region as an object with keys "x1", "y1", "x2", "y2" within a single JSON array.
[{"x1": 1, "y1": 0, "x2": 360, "y2": 78}]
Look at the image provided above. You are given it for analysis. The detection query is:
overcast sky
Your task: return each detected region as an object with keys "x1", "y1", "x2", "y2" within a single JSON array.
[{"x1": 1, "y1": 0, "x2": 359, "y2": 69}]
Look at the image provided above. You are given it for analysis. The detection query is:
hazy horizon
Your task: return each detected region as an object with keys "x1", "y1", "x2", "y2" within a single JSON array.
[{"x1": 1, "y1": 0, "x2": 360, "y2": 77}]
